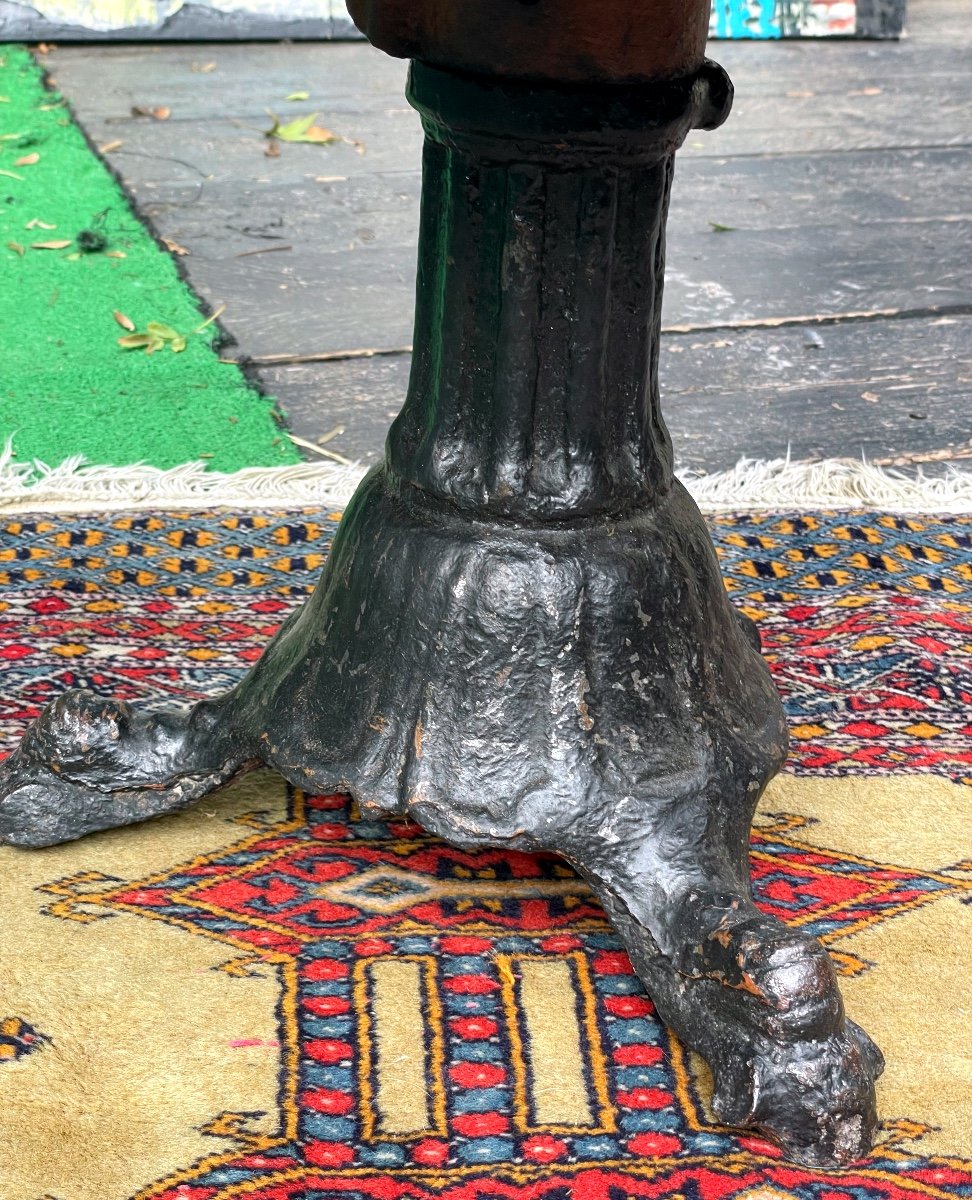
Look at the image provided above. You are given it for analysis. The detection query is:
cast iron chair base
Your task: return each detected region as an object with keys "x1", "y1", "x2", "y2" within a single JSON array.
[{"x1": 0, "y1": 61, "x2": 882, "y2": 1167}]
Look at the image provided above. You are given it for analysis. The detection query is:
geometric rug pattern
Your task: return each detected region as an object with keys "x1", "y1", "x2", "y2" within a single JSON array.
[{"x1": 1, "y1": 508, "x2": 970, "y2": 1200}]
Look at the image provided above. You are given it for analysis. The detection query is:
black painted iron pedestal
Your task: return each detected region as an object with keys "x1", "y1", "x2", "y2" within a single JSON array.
[{"x1": 0, "y1": 61, "x2": 882, "y2": 1166}]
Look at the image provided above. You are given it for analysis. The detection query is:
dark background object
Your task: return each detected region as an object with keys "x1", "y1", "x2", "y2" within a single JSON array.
[{"x1": 0, "y1": 0, "x2": 905, "y2": 42}]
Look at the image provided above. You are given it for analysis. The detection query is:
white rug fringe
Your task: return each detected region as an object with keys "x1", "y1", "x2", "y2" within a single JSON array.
[
  {"x1": 681, "y1": 455, "x2": 972, "y2": 514},
  {"x1": 1, "y1": 444, "x2": 971, "y2": 515}
]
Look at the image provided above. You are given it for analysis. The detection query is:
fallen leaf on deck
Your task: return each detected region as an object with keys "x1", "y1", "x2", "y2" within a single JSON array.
[
  {"x1": 285, "y1": 91, "x2": 310, "y2": 101},
  {"x1": 861, "y1": 391, "x2": 880, "y2": 403},
  {"x1": 98, "y1": 139, "x2": 123, "y2": 153},
  {"x1": 265, "y1": 112, "x2": 337, "y2": 145},
  {"x1": 131, "y1": 105, "x2": 171, "y2": 120},
  {"x1": 14, "y1": 152, "x2": 39, "y2": 166},
  {"x1": 32, "y1": 239, "x2": 72, "y2": 249},
  {"x1": 162, "y1": 237, "x2": 189, "y2": 256},
  {"x1": 848, "y1": 87, "x2": 882, "y2": 96},
  {"x1": 114, "y1": 310, "x2": 135, "y2": 331},
  {"x1": 192, "y1": 61, "x2": 217, "y2": 73},
  {"x1": 708, "y1": 222, "x2": 736, "y2": 233}
]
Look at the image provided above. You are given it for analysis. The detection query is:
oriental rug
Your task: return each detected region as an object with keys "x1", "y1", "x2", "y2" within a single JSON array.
[{"x1": 0, "y1": 506, "x2": 969, "y2": 1200}]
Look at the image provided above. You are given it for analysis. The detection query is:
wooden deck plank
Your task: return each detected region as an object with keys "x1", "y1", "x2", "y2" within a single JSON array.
[
  {"x1": 262, "y1": 315, "x2": 972, "y2": 475},
  {"x1": 115, "y1": 145, "x2": 971, "y2": 359},
  {"x1": 41, "y1": 0, "x2": 972, "y2": 470},
  {"x1": 47, "y1": 30, "x2": 972, "y2": 164}
]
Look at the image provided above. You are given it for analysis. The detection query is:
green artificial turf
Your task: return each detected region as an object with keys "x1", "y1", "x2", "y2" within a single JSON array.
[{"x1": 0, "y1": 45, "x2": 300, "y2": 473}]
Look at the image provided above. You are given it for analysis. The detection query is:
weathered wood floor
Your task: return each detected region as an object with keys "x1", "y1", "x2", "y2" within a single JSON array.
[{"x1": 46, "y1": 0, "x2": 971, "y2": 474}]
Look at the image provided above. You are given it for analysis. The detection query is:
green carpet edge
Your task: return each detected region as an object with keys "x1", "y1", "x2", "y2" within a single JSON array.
[{"x1": 0, "y1": 44, "x2": 301, "y2": 475}]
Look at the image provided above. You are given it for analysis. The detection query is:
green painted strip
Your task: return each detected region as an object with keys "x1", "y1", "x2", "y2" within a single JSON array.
[{"x1": 0, "y1": 45, "x2": 300, "y2": 474}]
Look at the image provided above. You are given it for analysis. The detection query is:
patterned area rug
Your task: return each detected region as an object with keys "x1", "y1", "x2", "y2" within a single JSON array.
[{"x1": 0, "y1": 507, "x2": 970, "y2": 1200}]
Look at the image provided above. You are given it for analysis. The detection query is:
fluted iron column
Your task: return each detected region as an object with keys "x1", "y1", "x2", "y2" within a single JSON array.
[{"x1": 0, "y1": 31, "x2": 883, "y2": 1173}]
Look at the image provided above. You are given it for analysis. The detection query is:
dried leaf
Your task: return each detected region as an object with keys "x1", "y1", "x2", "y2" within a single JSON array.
[
  {"x1": 304, "y1": 125, "x2": 337, "y2": 144},
  {"x1": 117, "y1": 333, "x2": 154, "y2": 349},
  {"x1": 32, "y1": 239, "x2": 72, "y2": 249},
  {"x1": 35, "y1": 42, "x2": 55, "y2": 54},
  {"x1": 146, "y1": 321, "x2": 182, "y2": 341},
  {"x1": 266, "y1": 112, "x2": 337, "y2": 144},
  {"x1": 285, "y1": 91, "x2": 310, "y2": 101},
  {"x1": 14, "y1": 152, "x2": 39, "y2": 166},
  {"x1": 191, "y1": 61, "x2": 217, "y2": 73},
  {"x1": 271, "y1": 111, "x2": 314, "y2": 140},
  {"x1": 161, "y1": 237, "x2": 189, "y2": 256},
  {"x1": 113, "y1": 310, "x2": 136, "y2": 331},
  {"x1": 25, "y1": 218, "x2": 56, "y2": 230},
  {"x1": 848, "y1": 87, "x2": 882, "y2": 96},
  {"x1": 861, "y1": 391, "x2": 880, "y2": 403},
  {"x1": 104, "y1": 250, "x2": 127, "y2": 258},
  {"x1": 131, "y1": 105, "x2": 171, "y2": 120},
  {"x1": 98, "y1": 139, "x2": 123, "y2": 153},
  {"x1": 7, "y1": 241, "x2": 25, "y2": 256}
]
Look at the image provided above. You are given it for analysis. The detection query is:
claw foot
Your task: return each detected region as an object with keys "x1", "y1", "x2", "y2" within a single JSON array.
[
  {"x1": 709, "y1": 1013, "x2": 883, "y2": 1167},
  {"x1": 0, "y1": 688, "x2": 248, "y2": 847}
]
